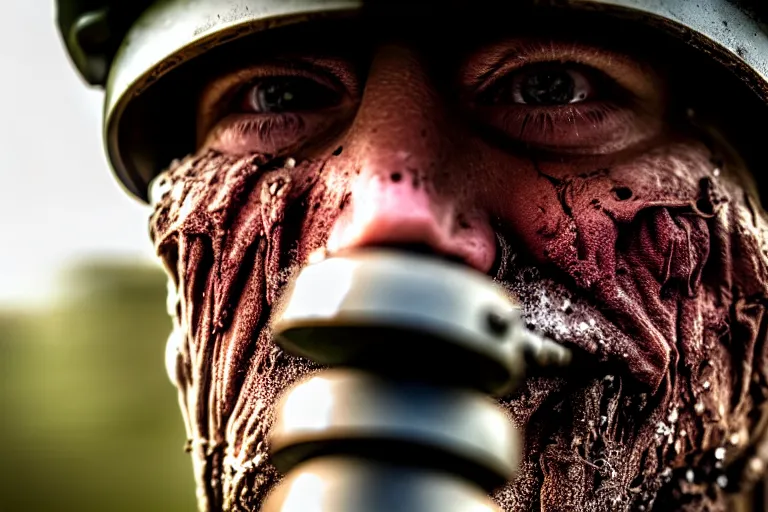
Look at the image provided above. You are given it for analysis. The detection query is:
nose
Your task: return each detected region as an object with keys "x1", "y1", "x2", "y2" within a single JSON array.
[
  {"x1": 326, "y1": 46, "x2": 497, "y2": 274},
  {"x1": 326, "y1": 169, "x2": 498, "y2": 272}
]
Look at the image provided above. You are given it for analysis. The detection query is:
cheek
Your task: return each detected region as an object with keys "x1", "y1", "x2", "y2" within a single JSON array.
[
  {"x1": 486, "y1": 142, "x2": 717, "y2": 266},
  {"x1": 496, "y1": 170, "x2": 569, "y2": 262},
  {"x1": 481, "y1": 153, "x2": 580, "y2": 263},
  {"x1": 281, "y1": 159, "x2": 357, "y2": 264}
]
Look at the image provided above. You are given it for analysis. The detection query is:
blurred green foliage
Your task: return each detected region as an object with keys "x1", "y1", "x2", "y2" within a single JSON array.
[{"x1": 0, "y1": 261, "x2": 196, "y2": 511}]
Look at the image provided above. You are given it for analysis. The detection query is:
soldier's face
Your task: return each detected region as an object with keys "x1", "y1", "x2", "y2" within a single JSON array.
[{"x1": 148, "y1": 18, "x2": 768, "y2": 512}]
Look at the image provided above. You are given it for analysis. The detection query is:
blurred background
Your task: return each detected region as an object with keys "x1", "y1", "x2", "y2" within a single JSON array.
[{"x1": 0, "y1": 2, "x2": 196, "y2": 510}]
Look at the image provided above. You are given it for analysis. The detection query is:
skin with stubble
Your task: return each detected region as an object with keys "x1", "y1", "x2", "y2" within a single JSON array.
[{"x1": 147, "y1": 24, "x2": 768, "y2": 512}]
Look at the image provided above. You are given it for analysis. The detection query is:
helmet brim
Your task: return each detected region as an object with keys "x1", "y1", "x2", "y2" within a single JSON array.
[{"x1": 104, "y1": 0, "x2": 768, "y2": 202}]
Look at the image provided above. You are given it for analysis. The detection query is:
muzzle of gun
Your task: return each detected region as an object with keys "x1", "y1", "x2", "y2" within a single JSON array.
[{"x1": 261, "y1": 250, "x2": 572, "y2": 512}]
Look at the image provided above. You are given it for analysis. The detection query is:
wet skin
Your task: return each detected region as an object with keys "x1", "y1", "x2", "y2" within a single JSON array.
[{"x1": 148, "y1": 22, "x2": 768, "y2": 512}]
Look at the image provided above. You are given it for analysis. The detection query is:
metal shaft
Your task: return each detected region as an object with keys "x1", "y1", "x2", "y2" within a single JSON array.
[{"x1": 262, "y1": 250, "x2": 571, "y2": 512}]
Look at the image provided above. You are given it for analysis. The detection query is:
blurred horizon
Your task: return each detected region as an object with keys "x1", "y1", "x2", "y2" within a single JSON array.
[
  {"x1": 0, "y1": 3, "x2": 196, "y2": 510},
  {"x1": 0, "y1": 259, "x2": 196, "y2": 511}
]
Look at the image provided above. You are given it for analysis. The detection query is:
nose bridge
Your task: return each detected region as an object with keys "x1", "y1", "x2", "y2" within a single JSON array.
[
  {"x1": 325, "y1": 45, "x2": 497, "y2": 274},
  {"x1": 333, "y1": 45, "x2": 460, "y2": 251},
  {"x1": 350, "y1": 45, "x2": 447, "y2": 179}
]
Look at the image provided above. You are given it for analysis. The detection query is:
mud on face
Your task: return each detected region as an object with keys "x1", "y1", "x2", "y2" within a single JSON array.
[
  {"x1": 148, "y1": 137, "x2": 768, "y2": 512},
  {"x1": 149, "y1": 151, "x2": 341, "y2": 510}
]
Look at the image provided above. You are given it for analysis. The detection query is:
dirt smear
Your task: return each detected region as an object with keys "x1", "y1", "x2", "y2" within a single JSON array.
[{"x1": 150, "y1": 146, "x2": 768, "y2": 512}]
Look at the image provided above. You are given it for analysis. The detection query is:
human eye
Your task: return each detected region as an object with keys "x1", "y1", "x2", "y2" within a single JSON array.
[
  {"x1": 239, "y1": 76, "x2": 342, "y2": 114},
  {"x1": 468, "y1": 43, "x2": 664, "y2": 156},
  {"x1": 199, "y1": 62, "x2": 358, "y2": 156},
  {"x1": 497, "y1": 63, "x2": 595, "y2": 106}
]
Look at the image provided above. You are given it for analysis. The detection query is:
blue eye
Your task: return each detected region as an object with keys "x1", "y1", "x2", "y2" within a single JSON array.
[{"x1": 242, "y1": 77, "x2": 342, "y2": 113}]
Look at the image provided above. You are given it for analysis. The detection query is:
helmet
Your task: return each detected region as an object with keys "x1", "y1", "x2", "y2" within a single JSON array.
[{"x1": 57, "y1": 0, "x2": 768, "y2": 202}]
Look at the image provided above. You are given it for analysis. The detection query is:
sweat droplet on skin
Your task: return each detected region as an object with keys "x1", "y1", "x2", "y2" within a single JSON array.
[
  {"x1": 667, "y1": 409, "x2": 678, "y2": 424},
  {"x1": 656, "y1": 421, "x2": 673, "y2": 437},
  {"x1": 749, "y1": 457, "x2": 765, "y2": 476},
  {"x1": 715, "y1": 447, "x2": 726, "y2": 460}
]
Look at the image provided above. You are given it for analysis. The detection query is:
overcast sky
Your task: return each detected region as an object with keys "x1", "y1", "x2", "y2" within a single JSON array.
[{"x1": 0, "y1": 3, "x2": 156, "y2": 305}]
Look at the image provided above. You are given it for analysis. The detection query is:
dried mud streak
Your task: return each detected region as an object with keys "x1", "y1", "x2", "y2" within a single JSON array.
[
  {"x1": 150, "y1": 149, "x2": 347, "y2": 511},
  {"x1": 149, "y1": 142, "x2": 768, "y2": 512},
  {"x1": 495, "y1": 144, "x2": 768, "y2": 511}
]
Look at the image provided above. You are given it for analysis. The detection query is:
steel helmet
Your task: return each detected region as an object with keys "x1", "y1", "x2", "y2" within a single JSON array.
[{"x1": 57, "y1": 0, "x2": 768, "y2": 202}]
